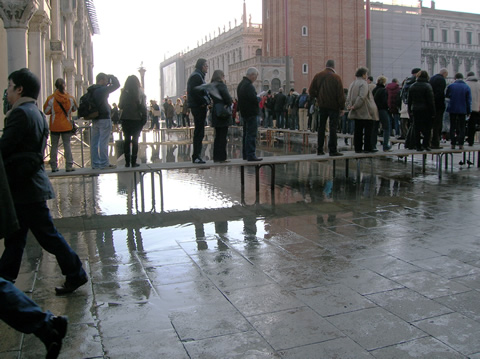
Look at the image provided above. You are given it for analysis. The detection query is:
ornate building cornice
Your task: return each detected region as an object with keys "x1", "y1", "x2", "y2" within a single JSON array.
[
  {"x1": 28, "y1": 10, "x2": 51, "y2": 34},
  {"x1": 0, "y1": 0, "x2": 38, "y2": 29}
]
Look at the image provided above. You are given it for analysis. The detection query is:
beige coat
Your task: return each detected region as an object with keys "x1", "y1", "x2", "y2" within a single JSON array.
[{"x1": 347, "y1": 78, "x2": 376, "y2": 120}]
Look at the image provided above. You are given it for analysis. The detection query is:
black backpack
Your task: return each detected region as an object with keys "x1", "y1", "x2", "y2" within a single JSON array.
[{"x1": 78, "y1": 88, "x2": 99, "y2": 120}]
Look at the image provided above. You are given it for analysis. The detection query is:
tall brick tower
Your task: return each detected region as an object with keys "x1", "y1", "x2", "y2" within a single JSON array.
[{"x1": 262, "y1": 0, "x2": 366, "y2": 90}]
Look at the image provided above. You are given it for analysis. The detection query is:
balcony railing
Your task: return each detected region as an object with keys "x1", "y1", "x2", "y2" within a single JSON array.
[{"x1": 422, "y1": 41, "x2": 480, "y2": 52}]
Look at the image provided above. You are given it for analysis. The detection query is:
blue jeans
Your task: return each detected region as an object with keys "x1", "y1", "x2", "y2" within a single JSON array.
[
  {"x1": 276, "y1": 111, "x2": 284, "y2": 128},
  {"x1": 390, "y1": 113, "x2": 400, "y2": 137},
  {"x1": 90, "y1": 118, "x2": 111, "y2": 168},
  {"x1": 264, "y1": 108, "x2": 273, "y2": 128},
  {"x1": 0, "y1": 201, "x2": 86, "y2": 283},
  {"x1": 0, "y1": 277, "x2": 51, "y2": 334},
  {"x1": 243, "y1": 115, "x2": 258, "y2": 159},
  {"x1": 49, "y1": 132, "x2": 73, "y2": 170},
  {"x1": 318, "y1": 108, "x2": 340, "y2": 153},
  {"x1": 379, "y1": 109, "x2": 391, "y2": 150}
]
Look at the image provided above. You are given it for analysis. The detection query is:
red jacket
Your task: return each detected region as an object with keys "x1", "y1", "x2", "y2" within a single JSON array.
[{"x1": 386, "y1": 82, "x2": 401, "y2": 114}]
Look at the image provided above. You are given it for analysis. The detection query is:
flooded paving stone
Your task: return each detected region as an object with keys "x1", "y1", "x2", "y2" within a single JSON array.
[{"x1": 9, "y1": 135, "x2": 480, "y2": 357}]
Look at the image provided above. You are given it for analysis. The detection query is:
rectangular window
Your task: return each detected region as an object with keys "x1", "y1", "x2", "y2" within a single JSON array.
[
  {"x1": 302, "y1": 64, "x2": 308, "y2": 74},
  {"x1": 455, "y1": 30, "x2": 460, "y2": 44},
  {"x1": 467, "y1": 32, "x2": 472, "y2": 45},
  {"x1": 442, "y1": 29, "x2": 447, "y2": 43},
  {"x1": 429, "y1": 28, "x2": 435, "y2": 42}
]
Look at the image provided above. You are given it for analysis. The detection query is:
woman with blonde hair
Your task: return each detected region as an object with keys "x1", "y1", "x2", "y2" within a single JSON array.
[
  {"x1": 43, "y1": 78, "x2": 78, "y2": 172},
  {"x1": 119, "y1": 75, "x2": 147, "y2": 167}
]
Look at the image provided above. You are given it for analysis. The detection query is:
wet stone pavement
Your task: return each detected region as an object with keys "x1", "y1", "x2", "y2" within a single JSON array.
[{"x1": 2, "y1": 136, "x2": 480, "y2": 358}]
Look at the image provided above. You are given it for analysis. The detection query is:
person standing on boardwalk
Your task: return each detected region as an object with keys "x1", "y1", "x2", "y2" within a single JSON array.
[
  {"x1": 118, "y1": 75, "x2": 147, "y2": 167},
  {"x1": 43, "y1": 78, "x2": 77, "y2": 172},
  {"x1": 446, "y1": 73, "x2": 472, "y2": 149},
  {"x1": 210, "y1": 70, "x2": 233, "y2": 163},
  {"x1": 429, "y1": 68, "x2": 448, "y2": 149},
  {"x1": 0, "y1": 68, "x2": 88, "y2": 295},
  {"x1": 308, "y1": 60, "x2": 345, "y2": 156},
  {"x1": 89, "y1": 73, "x2": 120, "y2": 169},
  {"x1": 237, "y1": 67, "x2": 262, "y2": 161},
  {"x1": 187, "y1": 58, "x2": 211, "y2": 164}
]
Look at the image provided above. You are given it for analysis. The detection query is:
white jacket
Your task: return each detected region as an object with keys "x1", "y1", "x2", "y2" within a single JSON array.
[{"x1": 466, "y1": 76, "x2": 480, "y2": 113}]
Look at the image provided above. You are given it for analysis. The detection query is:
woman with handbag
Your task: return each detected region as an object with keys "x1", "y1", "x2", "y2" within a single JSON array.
[
  {"x1": 43, "y1": 78, "x2": 78, "y2": 172},
  {"x1": 211, "y1": 70, "x2": 233, "y2": 163},
  {"x1": 118, "y1": 75, "x2": 147, "y2": 167}
]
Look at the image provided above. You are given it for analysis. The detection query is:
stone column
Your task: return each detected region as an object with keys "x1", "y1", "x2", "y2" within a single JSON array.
[
  {"x1": 0, "y1": 0, "x2": 38, "y2": 73},
  {"x1": 63, "y1": 11, "x2": 76, "y2": 94},
  {"x1": 49, "y1": 0, "x2": 64, "y2": 81},
  {"x1": 28, "y1": 10, "x2": 50, "y2": 105}
]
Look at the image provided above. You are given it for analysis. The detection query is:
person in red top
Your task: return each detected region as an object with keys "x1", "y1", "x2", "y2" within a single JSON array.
[
  {"x1": 43, "y1": 78, "x2": 78, "y2": 172},
  {"x1": 386, "y1": 78, "x2": 401, "y2": 137}
]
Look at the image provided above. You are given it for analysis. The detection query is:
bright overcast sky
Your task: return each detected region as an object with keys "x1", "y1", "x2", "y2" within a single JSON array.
[{"x1": 92, "y1": 0, "x2": 480, "y2": 104}]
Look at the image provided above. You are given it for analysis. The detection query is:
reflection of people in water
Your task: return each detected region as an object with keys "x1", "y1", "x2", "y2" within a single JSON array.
[
  {"x1": 151, "y1": 144, "x2": 160, "y2": 163},
  {"x1": 195, "y1": 222, "x2": 208, "y2": 250},
  {"x1": 243, "y1": 216, "x2": 257, "y2": 242},
  {"x1": 214, "y1": 221, "x2": 229, "y2": 251},
  {"x1": 166, "y1": 145, "x2": 176, "y2": 162}
]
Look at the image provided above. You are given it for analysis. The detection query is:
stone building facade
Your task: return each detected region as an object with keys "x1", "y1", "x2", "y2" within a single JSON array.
[
  {"x1": 422, "y1": 6, "x2": 480, "y2": 77},
  {"x1": 0, "y1": 0, "x2": 98, "y2": 127},
  {"x1": 159, "y1": 3, "x2": 269, "y2": 100}
]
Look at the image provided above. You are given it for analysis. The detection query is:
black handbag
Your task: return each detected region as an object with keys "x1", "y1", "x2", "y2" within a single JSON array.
[{"x1": 214, "y1": 103, "x2": 232, "y2": 120}]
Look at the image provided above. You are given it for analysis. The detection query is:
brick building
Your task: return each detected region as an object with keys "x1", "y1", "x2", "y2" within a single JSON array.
[{"x1": 262, "y1": 0, "x2": 366, "y2": 90}]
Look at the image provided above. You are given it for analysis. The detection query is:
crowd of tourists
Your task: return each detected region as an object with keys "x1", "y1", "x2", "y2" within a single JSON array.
[{"x1": 256, "y1": 62, "x2": 478, "y2": 156}]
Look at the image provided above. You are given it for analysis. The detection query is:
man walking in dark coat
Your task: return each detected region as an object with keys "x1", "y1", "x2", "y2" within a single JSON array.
[
  {"x1": 237, "y1": 67, "x2": 262, "y2": 161},
  {"x1": 308, "y1": 60, "x2": 345, "y2": 156},
  {"x1": 0, "y1": 68, "x2": 87, "y2": 295}
]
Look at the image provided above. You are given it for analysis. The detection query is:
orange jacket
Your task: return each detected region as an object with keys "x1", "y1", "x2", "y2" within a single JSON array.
[{"x1": 43, "y1": 90, "x2": 78, "y2": 132}]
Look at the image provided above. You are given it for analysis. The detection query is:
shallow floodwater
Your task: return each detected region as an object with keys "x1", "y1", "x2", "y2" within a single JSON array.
[{"x1": 6, "y1": 129, "x2": 480, "y2": 358}]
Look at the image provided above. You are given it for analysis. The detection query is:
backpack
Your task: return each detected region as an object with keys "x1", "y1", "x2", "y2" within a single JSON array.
[
  {"x1": 400, "y1": 77, "x2": 415, "y2": 105},
  {"x1": 298, "y1": 94, "x2": 308, "y2": 108},
  {"x1": 78, "y1": 88, "x2": 99, "y2": 120}
]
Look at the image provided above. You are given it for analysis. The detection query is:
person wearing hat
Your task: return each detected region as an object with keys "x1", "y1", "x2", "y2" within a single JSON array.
[{"x1": 187, "y1": 58, "x2": 211, "y2": 164}]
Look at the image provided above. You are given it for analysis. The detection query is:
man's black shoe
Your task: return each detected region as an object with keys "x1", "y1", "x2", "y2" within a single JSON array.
[
  {"x1": 424, "y1": 147, "x2": 432, "y2": 151},
  {"x1": 55, "y1": 275, "x2": 88, "y2": 295},
  {"x1": 192, "y1": 158, "x2": 206, "y2": 164},
  {"x1": 247, "y1": 157, "x2": 263, "y2": 162},
  {"x1": 329, "y1": 152, "x2": 343, "y2": 157},
  {"x1": 317, "y1": 151, "x2": 325, "y2": 155}
]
